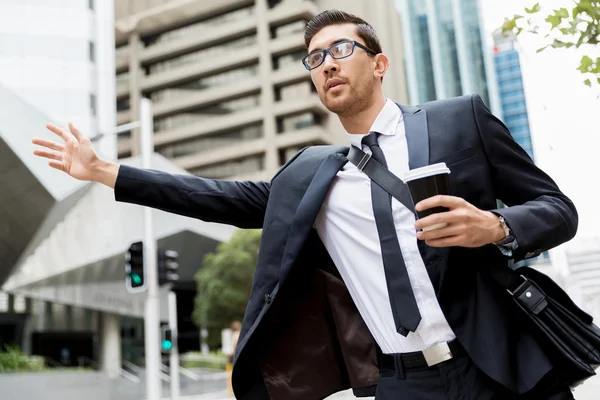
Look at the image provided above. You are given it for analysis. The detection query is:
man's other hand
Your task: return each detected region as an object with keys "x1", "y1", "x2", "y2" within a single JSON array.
[{"x1": 414, "y1": 195, "x2": 506, "y2": 248}]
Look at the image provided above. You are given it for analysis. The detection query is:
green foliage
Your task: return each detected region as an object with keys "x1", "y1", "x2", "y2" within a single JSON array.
[
  {"x1": 192, "y1": 229, "x2": 261, "y2": 348},
  {"x1": 502, "y1": 0, "x2": 600, "y2": 87},
  {"x1": 181, "y1": 352, "x2": 228, "y2": 370},
  {"x1": 0, "y1": 346, "x2": 46, "y2": 373}
]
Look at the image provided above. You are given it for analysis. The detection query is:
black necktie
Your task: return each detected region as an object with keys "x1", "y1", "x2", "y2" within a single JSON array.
[{"x1": 362, "y1": 133, "x2": 421, "y2": 336}]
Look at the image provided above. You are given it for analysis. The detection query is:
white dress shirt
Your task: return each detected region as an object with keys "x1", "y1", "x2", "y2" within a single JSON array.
[{"x1": 314, "y1": 99, "x2": 456, "y2": 354}]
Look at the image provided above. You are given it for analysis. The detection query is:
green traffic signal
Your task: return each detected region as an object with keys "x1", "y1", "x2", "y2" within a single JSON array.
[
  {"x1": 125, "y1": 241, "x2": 146, "y2": 292},
  {"x1": 161, "y1": 340, "x2": 173, "y2": 351},
  {"x1": 131, "y1": 273, "x2": 142, "y2": 285}
]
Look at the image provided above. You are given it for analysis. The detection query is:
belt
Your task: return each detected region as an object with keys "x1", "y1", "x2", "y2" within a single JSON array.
[{"x1": 379, "y1": 340, "x2": 462, "y2": 371}]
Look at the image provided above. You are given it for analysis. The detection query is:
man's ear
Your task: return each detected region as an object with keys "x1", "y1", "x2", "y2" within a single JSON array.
[{"x1": 373, "y1": 53, "x2": 389, "y2": 80}]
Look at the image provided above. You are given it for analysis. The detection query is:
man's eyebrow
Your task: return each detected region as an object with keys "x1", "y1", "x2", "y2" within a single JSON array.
[{"x1": 308, "y1": 38, "x2": 352, "y2": 53}]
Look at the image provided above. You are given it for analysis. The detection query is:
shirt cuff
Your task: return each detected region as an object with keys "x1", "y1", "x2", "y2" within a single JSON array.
[{"x1": 494, "y1": 235, "x2": 518, "y2": 257}]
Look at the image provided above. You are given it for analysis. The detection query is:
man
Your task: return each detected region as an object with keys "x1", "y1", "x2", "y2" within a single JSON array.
[{"x1": 32, "y1": 9, "x2": 578, "y2": 400}]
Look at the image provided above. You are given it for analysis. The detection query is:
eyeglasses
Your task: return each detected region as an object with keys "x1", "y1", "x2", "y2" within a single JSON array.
[{"x1": 302, "y1": 40, "x2": 377, "y2": 70}]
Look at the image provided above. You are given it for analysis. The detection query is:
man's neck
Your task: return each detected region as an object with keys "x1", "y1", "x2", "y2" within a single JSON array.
[{"x1": 339, "y1": 95, "x2": 387, "y2": 134}]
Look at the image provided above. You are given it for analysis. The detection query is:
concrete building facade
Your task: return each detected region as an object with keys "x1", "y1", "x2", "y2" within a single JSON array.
[{"x1": 113, "y1": 0, "x2": 408, "y2": 180}]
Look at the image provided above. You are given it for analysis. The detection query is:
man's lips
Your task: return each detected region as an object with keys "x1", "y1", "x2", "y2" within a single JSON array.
[{"x1": 326, "y1": 79, "x2": 345, "y2": 91}]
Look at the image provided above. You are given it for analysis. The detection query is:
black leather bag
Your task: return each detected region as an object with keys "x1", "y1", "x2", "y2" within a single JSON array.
[
  {"x1": 490, "y1": 264, "x2": 600, "y2": 385},
  {"x1": 346, "y1": 145, "x2": 600, "y2": 385}
]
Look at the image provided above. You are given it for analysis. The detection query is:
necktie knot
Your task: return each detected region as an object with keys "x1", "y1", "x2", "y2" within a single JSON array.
[
  {"x1": 361, "y1": 133, "x2": 386, "y2": 167},
  {"x1": 362, "y1": 133, "x2": 379, "y2": 148}
]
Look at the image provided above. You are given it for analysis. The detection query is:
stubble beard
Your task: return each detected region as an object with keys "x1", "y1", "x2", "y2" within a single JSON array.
[{"x1": 321, "y1": 81, "x2": 372, "y2": 118}]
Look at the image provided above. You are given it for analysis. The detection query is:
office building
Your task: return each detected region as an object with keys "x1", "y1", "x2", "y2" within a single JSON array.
[
  {"x1": 0, "y1": 0, "x2": 117, "y2": 159},
  {"x1": 114, "y1": 0, "x2": 408, "y2": 180},
  {"x1": 396, "y1": 0, "x2": 490, "y2": 105},
  {"x1": 0, "y1": 0, "x2": 407, "y2": 378},
  {"x1": 493, "y1": 29, "x2": 534, "y2": 159}
]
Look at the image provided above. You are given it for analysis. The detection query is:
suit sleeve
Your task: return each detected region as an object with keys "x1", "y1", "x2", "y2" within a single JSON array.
[
  {"x1": 114, "y1": 166, "x2": 270, "y2": 229},
  {"x1": 471, "y1": 94, "x2": 578, "y2": 261}
]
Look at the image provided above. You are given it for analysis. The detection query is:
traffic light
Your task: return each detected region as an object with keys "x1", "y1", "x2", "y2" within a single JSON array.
[
  {"x1": 125, "y1": 241, "x2": 146, "y2": 292},
  {"x1": 158, "y1": 249, "x2": 179, "y2": 286},
  {"x1": 161, "y1": 325, "x2": 173, "y2": 353}
]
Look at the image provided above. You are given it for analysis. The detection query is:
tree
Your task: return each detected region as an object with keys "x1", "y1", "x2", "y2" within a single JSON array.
[
  {"x1": 192, "y1": 229, "x2": 261, "y2": 348},
  {"x1": 502, "y1": 1, "x2": 600, "y2": 87}
]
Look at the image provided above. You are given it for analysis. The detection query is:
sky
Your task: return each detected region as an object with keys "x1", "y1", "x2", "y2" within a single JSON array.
[{"x1": 480, "y1": 0, "x2": 600, "y2": 247}]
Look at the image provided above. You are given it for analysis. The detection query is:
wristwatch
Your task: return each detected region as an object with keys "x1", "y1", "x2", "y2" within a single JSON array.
[{"x1": 494, "y1": 215, "x2": 512, "y2": 244}]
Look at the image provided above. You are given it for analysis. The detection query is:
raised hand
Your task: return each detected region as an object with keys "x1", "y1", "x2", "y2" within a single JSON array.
[{"x1": 33, "y1": 122, "x2": 119, "y2": 188}]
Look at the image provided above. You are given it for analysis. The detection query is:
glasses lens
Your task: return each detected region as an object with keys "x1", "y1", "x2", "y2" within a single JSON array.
[
  {"x1": 308, "y1": 52, "x2": 324, "y2": 68},
  {"x1": 331, "y1": 41, "x2": 353, "y2": 58}
]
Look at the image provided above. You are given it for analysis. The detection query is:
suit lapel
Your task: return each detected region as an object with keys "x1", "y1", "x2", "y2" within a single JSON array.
[
  {"x1": 398, "y1": 104, "x2": 429, "y2": 170},
  {"x1": 279, "y1": 153, "x2": 348, "y2": 283}
]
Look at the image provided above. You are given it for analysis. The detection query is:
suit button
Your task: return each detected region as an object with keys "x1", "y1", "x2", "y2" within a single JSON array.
[{"x1": 264, "y1": 294, "x2": 272, "y2": 304}]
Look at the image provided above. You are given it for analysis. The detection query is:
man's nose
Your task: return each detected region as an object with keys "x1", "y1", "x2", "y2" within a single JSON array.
[{"x1": 322, "y1": 54, "x2": 338, "y2": 75}]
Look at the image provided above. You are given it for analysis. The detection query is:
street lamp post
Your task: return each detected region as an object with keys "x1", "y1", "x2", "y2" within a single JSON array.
[{"x1": 140, "y1": 98, "x2": 162, "y2": 400}]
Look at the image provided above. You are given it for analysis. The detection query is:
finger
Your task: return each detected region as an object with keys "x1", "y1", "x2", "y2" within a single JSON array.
[
  {"x1": 48, "y1": 160, "x2": 65, "y2": 172},
  {"x1": 46, "y1": 123, "x2": 72, "y2": 142},
  {"x1": 32, "y1": 137, "x2": 65, "y2": 152},
  {"x1": 417, "y1": 224, "x2": 463, "y2": 241},
  {"x1": 425, "y1": 235, "x2": 464, "y2": 248},
  {"x1": 68, "y1": 122, "x2": 84, "y2": 142},
  {"x1": 415, "y1": 195, "x2": 465, "y2": 212},
  {"x1": 415, "y1": 208, "x2": 471, "y2": 231},
  {"x1": 34, "y1": 149, "x2": 62, "y2": 161},
  {"x1": 414, "y1": 210, "x2": 453, "y2": 231}
]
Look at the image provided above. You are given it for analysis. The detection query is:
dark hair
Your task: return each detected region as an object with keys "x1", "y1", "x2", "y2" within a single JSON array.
[{"x1": 304, "y1": 9, "x2": 382, "y2": 54}]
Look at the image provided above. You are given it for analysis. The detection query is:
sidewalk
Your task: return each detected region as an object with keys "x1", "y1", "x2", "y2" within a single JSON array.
[{"x1": 159, "y1": 374, "x2": 600, "y2": 399}]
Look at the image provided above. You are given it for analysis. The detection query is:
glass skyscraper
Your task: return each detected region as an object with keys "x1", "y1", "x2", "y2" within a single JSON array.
[
  {"x1": 493, "y1": 30, "x2": 534, "y2": 160},
  {"x1": 397, "y1": 0, "x2": 490, "y2": 105}
]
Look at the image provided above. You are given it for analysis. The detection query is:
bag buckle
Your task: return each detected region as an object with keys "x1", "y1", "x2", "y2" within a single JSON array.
[
  {"x1": 356, "y1": 152, "x2": 371, "y2": 171},
  {"x1": 422, "y1": 341, "x2": 453, "y2": 367},
  {"x1": 507, "y1": 275, "x2": 529, "y2": 296}
]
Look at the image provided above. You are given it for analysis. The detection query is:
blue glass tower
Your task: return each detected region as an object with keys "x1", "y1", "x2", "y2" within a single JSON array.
[
  {"x1": 397, "y1": 0, "x2": 490, "y2": 105},
  {"x1": 493, "y1": 31, "x2": 534, "y2": 160}
]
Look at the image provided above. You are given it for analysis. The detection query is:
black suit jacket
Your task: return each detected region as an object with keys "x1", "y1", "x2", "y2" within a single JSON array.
[{"x1": 115, "y1": 95, "x2": 578, "y2": 399}]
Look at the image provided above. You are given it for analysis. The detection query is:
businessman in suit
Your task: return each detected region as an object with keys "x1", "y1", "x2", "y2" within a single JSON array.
[{"x1": 33, "y1": 9, "x2": 577, "y2": 400}]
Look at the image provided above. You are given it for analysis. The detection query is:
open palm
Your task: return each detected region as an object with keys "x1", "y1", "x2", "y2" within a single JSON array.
[{"x1": 32, "y1": 122, "x2": 100, "y2": 181}]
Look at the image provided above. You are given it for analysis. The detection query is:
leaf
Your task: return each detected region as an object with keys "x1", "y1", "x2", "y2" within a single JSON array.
[
  {"x1": 557, "y1": 7, "x2": 570, "y2": 18},
  {"x1": 550, "y1": 39, "x2": 569, "y2": 48},
  {"x1": 525, "y1": 3, "x2": 541, "y2": 14},
  {"x1": 536, "y1": 45, "x2": 550, "y2": 53},
  {"x1": 578, "y1": 55, "x2": 594, "y2": 73},
  {"x1": 584, "y1": 78, "x2": 592, "y2": 86},
  {"x1": 545, "y1": 8, "x2": 570, "y2": 29}
]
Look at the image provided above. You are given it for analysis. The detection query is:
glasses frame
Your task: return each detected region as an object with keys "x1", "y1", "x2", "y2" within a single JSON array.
[{"x1": 302, "y1": 40, "x2": 378, "y2": 71}]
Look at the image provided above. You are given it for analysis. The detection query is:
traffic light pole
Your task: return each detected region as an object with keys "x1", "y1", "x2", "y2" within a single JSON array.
[
  {"x1": 140, "y1": 98, "x2": 162, "y2": 400},
  {"x1": 168, "y1": 290, "x2": 180, "y2": 399}
]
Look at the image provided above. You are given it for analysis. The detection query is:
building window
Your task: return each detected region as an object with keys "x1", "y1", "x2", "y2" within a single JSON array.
[
  {"x1": 273, "y1": 50, "x2": 305, "y2": 70},
  {"x1": 89, "y1": 41, "x2": 95, "y2": 63},
  {"x1": 153, "y1": 94, "x2": 260, "y2": 132},
  {"x1": 277, "y1": 112, "x2": 322, "y2": 133},
  {"x1": 271, "y1": 20, "x2": 306, "y2": 38},
  {"x1": 275, "y1": 81, "x2": 315, "y2": 101},
  {"x1": 156, "y1": 124, "x2": 263, "y2": 159},
  {"x1": 189, "y1": 155, "x2": 264, "y2": 179},
  {"x1": 148, "y1": 35, "x2": 258, "y2": 75},
  {"x1": 90, "y1": 93, "x2": 96, "y2": 116},
  {"x1": 89, "y1": 0, "x2": 94, "y2": 10}
]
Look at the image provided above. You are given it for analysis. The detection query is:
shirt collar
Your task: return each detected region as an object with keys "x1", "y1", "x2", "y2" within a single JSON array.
[{"x1": 346, "y1": 98, "x2": 402, "y2": 149}]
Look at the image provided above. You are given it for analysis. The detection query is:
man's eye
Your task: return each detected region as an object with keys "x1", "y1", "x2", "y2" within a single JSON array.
[{"x1": 310, "y1": 53, "x2": 323, "y2": 64}]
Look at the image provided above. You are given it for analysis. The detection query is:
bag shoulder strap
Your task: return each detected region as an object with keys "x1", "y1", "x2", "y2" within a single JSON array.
[
  {"x1": 346, "y1": 145, "x2": 414, "y2": 213},
  {"x1": 347, "y1": 145, "x2": 525, "y2": 294}
]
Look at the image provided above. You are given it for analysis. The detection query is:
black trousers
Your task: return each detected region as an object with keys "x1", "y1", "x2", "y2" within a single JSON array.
[{"x1": 375, "y1": 345, "x2": 574, "y2": 400}]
